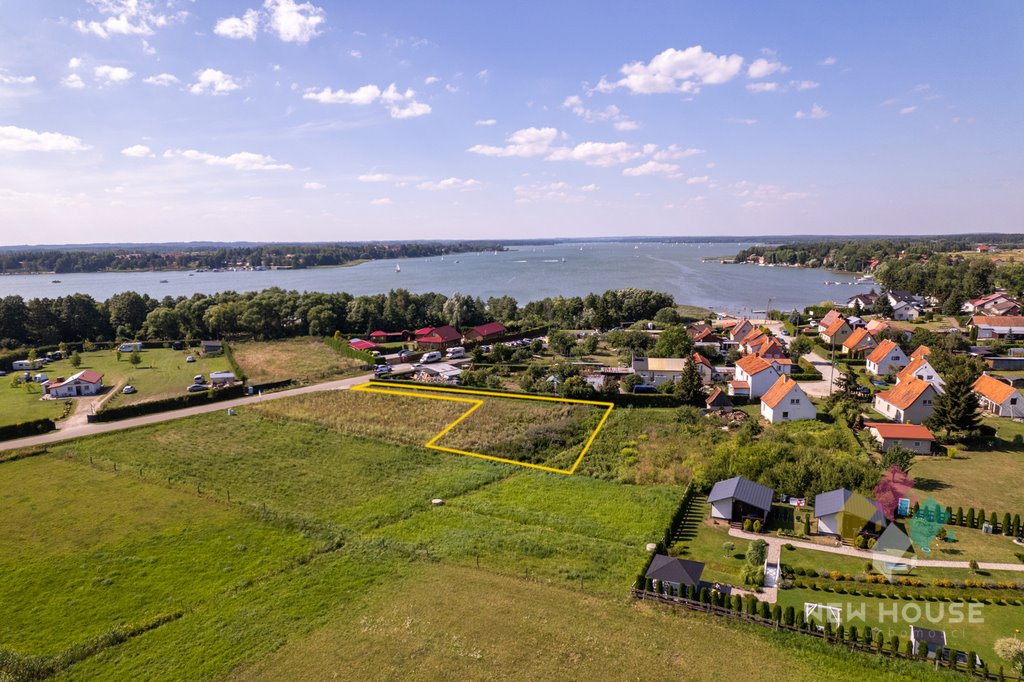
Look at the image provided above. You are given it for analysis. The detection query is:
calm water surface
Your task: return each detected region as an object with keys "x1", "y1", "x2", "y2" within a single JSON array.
[{"x1": 0, "y1": 241, "x2": 874, "y2": 316}]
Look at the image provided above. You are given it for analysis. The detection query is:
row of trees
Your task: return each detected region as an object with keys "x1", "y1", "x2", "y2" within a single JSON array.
[
  {"x1": 0, "y1": 287, "x2": 675, "y2": 349},
  {"x1": 0, "y1": 242, "x2": 502, "y2": 274}
]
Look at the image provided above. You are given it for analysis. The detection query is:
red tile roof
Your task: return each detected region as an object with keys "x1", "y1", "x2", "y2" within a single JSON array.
[
  {"x1": 414, "y1": 327, "x2": 435, "y2": 336},
  {"x1": 467, "y1": 322, "x2": 507, "y2": 337},
  {"x1": 970, "y1": 316, "x2": 1024, "y2": 328},
  {"x1": 973, "y1": 373, "x2": 1018, "y2": 404},
  {"x1": 866, "y1": 339, "x2": 901, "y2": 365},
  {"x1": 819, "y1": 309, "x2": 844, "y2": 328},
  {"x1": 843, "y1": 327, "x2": 875, "y2": 350},
  {"x1": 865, "y1": 422, "x2": 934, "y2": 441},
  {"x1": 418, "y1": 325, "x2": 462, "y2": 343},
  {"x1": 823, "y1": 317, "x2": 849, "y2": 337},
  {"x1": 761, "y1": 375, "x2": 799, "y2": 409},
  {"x1": 875, "y1": 377, "x2": 932, "y2": 410},
  {"x1": 735, "y1": 354, "x2": 774, "y2": 375},
  {"x1": 348, "y1": 339, "x2": 377, "y2": 351},
  {"x1": 910, "y1": 344, "x2": 931, "y2": 359}
]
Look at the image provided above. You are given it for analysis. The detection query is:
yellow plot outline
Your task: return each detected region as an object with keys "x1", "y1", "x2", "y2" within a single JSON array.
[{"x1": 352, "y1": 381, "x2": 614, "y2": 475}]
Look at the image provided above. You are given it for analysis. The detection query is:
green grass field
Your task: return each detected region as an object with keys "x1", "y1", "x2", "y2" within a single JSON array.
[
  {"x1": 0, "y1": 387, "x2": 993, "y2": 680},
  {"x1": 0, "y1": 378, "x2": 69, "y2": 424},
  {"x1": 230, "y1": 337, "x2": 365, "y2": 384}
]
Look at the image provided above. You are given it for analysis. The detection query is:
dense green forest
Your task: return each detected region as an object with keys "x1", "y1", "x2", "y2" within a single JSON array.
[
  {"x1": 0, "y1": 242, "x2": 503, "y2": 274},
  {"x1": 0, "y1": 287, "x2": 674, "y2": 350}
]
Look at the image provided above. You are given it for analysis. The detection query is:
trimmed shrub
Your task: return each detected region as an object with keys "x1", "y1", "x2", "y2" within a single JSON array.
[{"x1": 0, "y1": 418, "x2": 56, "y2": 441}]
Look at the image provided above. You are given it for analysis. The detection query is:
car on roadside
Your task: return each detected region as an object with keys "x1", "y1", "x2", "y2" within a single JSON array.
[
  {"x1": 397, "y1": 350, "x2": 413, "y2": 358},
  {"x1": 122, "y1": 385, "x2": 136, "y2": 394},
  {"x1": 374, "y1": 364, "x2": 392, "y2": 376},
  {"x1": 186, "y1": 383, "x2": 207, "y2": 393},
  {"x1": 185, "y1": 355, "x2": 195, "y2": 363}
]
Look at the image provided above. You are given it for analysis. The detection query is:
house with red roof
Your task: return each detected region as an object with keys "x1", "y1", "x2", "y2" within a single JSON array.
[
  {"x1": 760, "y1": 376, "x2": 815, "y2": 424},
  {"x1": 896, "y1": 356, "x2": 945, "y2": 393},
  {"x1": 348, "y1": 339, "x2": 378, "y2": 352},
  {"x1": 44, "y1": 370, "x2": 103, "y2": 398},
  {"x1": 865, "y1": 422, "x2": 935, "y2": 455},
  {"x1": 817, "y1": 309, "x2": 844, "y2": 335},
  {"x1": 369, "y1": 330, "x2": 410, "y2": 342},
  {"x1": 729, "y1": 354, "x2": 780, "y2": 398},
  {"x1": 866, "y1": 339, "x2": 909, "y2": 376},
  {"x1": 973, "y1": 373, "x2": 1024, "y2": 418},
  {"x1": 873, "y1": 377, "x2": 937, "y2": 424},
  {"x1": 820, "y1": 316, "x2": 853, "y2": 347},
  {"x1": 415, "y1": 325, "x2": 463, "y2": 350},
  {"x1": 463, "y1": 322, "x2": 508, "y2": 343},
  {"x1": 842, "y1": 328, "x2": 877, "y2": 357}
]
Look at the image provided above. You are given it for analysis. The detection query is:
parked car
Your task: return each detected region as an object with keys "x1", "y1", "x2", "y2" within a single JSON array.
[
  {"x1": 185, "y1": 355, "x2": 195, "y2": 363},
  {"x1": 446, "y1": 347, "x2": 465, "y2": 359},
  {"x1": 193, "y1": 374, "x2": 206, "y2": 384},
  {"x1": 397, "y1": 350, "x2": 413, "y2": 358},
  {"x1": 122, "y1": 385, "x2": 136, "y2": 394},
  {"x1": 421, "y1": 351, "x2": 442, "y2": 363},
  {"x1": 186, "y1": 383, "x2": 207, "y2": 393},
  {"x1": 374, "y1": 364, "x2": 392, "y2": 376}
]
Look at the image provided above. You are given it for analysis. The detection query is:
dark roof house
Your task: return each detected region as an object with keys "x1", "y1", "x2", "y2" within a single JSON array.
[
  {"x1": 707, "y1": 476, "x2": 774, "y2": 522},
  {"x1": 910, "y1": 626, "x2": 947, "y2": 658},
  {"x1": 645, "y1": 555, "x2": 705, "y2": 589}
]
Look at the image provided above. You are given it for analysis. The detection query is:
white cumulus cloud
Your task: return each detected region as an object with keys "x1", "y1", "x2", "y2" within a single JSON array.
[
  {"x1": 304, "y1": 82, "x2": 430, "y2": 118},
  {"x1": 622, "y1": 161, "x2": 681, "y2": 177},
  {"x1": 746, "y1": 82, "x2": 778, "y2": 93},
  {"x1": 61, "y1": 74, "x2": 86, "y2": 89},
  {"x1": 189, "y1": 69, "x2": 241, "y2": 95},
  {"x1": 468, "y1": 127, "x2": 559, "y2": 157},
  {"x1": 747, "y1": 58, "x2": 787, "y2": 79},
  {"x1": 0, "y1": 72, "x2": 36, "y2": 85},
  {"x1": 562, "y1": 95, "x2": 638, "y2": 130},
  {"x1": 143, "y1": 73, "x2": 180, "y2": 86},
  {"x1": 165, "y1": 148, "x2": 292, "y2": 171},
  {"x1": 795, "y1": 104, "x2": 830, "y2": 119},
  {"x1": 73, "y1": 0, "x2": 185, "y2": 39},
  {"x1": 68, "y1": 57, "x2": 82, "y2": 70},
  {"x1": 595, "y1": 45, "x2": 743, "y2": 95},
  {"x1": 304, "y1": 83, "x2": 381, "y2": 104},
  {"x1": 265, "y1": 0, "x2": 325, "y2": 43},
  {"x1": 304, "y1": 181, "x2": 326, "y2": 189},
  {"x1": 94, "y1": 65, "x2": 134, "y2": 84},
  {"x1": 416, "y1": 177, "x2": 481, "y2": 191},
  {"x1": 120, "y1": 144, "x2": 153, "y2": 157},
  {"x1": 0, "y1": 125, "x2": 90, "y2": 152},
  {"x1": 214, "y1": 9, "x2": 260, "y2": 39}
]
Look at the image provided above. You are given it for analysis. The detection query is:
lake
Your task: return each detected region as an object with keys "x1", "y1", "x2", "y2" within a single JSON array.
[{"x1": 0, "y1": 241, "x2": 875, "y2": 315}]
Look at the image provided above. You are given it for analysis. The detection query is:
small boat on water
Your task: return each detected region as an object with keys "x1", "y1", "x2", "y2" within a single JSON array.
[
  {"x1": 159, "y1": 279, "x2": 169, "y2": 283},
  {"x1": 395, "y1": 264, "x2": 401, "y2": 273},
  {"x1": 51, "y1": 280, "x2": 61, "y2": 283}
]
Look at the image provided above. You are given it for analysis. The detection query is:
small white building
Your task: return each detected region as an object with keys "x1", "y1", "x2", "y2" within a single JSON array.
[
  {"x1": 12, "y1": 359, "x2": 44, "y2": 371},
  {"x1": 45, "y1": 370, "x2": 103, "y2": 398},
  {"x1": 706, "y1": 476, "x2": 774, "y2": 523},
  {"x1": 873, "y1": 377, "x2": 937, "y2": 424},
  {"x1": 813, "y1": 488, "x2": 887, "y2": 538},
  {"x1": 729, "y1": 354, "x2": 780, "y2": 398},
  {"x1": 118, "y1": 342, "x2": 143, "y2": 352},
  {"x1": 866, "y1": 339, "x2": 909, "y2": 376},
  {"x1": 759, "y1": 376, "x2": 816, "y2": 424},
  {"x1": 209, "y1": 370, "x2": 236, "y2": 386},
  {"x1": 865, "y1": 422, "x2": 935, "y2": 455},
  {"x1": 896, "y1": 357, "x2": 945, "y2": 394},
  {"x1": 973, "y1": 373, "x2": 1024, "y2": 418}
]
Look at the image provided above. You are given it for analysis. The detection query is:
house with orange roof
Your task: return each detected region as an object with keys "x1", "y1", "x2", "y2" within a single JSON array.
[
  {"x1": 817, "y1": 309, "x2": 844, "y2": 335},
  {"x1": 757, "y1": 338, "x2": 787, "y2": 360},
  {"x1": 842, "y1": 328, "x2": 877, "y2": 356},
  {"x1": 873, "y1": 377, "x2": 937, "y2": 424},
  {"x1": 973, "y1": 373, "x2": 1024, "y2": 418},
  {"x1": 729, "y1": 353, "x2": 780, "y2": 398},
  {"x1": 896, "y1": 356, "x2": 945, "y2": 393},
  {"x1": 820, "y1": 316, "x2": 853, "y2": 347},
  {"x1": 728, "y1": 319, "x2": 754, "y2": 342},
  {"x1": 969, "y1": 315, "x2": 1024, "y2": 340},
  {"x1": 910, "y1": 345, "x2": 931, "y2": 360},
  {"x1": 759, "y1": 375, "x2": 815, "y2": 424},
  {"x1": 866, "y1": 339, "x2": 909, "y2": 376},
  {"x1": 865, "y1": 422, "x2": 935, "y2": 455}
]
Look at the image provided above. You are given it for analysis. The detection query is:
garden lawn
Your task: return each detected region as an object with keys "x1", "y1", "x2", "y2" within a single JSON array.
[
  {"x1": 913, "y1": 448, "x2": 1024, "y2": 515},
  {"x1": 229, "y1": 337, "x2": 364, "y2": 385},
  {"x1": 776, "y1": 588, "x2": 1023, "y2": 665},
  {"x1": 0, "y1": 455, "x2": 312, "y2": 657},
  {"x1": 0, "y1": 378, "x2": 69, "y2": 425}
]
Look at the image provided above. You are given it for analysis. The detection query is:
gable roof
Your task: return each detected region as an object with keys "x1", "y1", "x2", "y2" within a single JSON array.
[
  {"x1": 739, "y1": 329, "x2": 767, "y2": 347},
  {"x1": 973, "y1": 373, "x2": 1018, "y2": 404},
  {"x1": 843, "y1": 327, "x2": 876, "y2": 350},
  {"x1": 813, "y1": 488, "x2": 856, "y2": 517},
  {"x1": 693, "y1": 352, "x2": 713, "y2": 368},
  {"x1": 875, "y1": 377, "x2": 934, "y2": 410},
  {"x1": 48, "y1": 369, "x2": 103, "y2": 389},
  {"x1": 970, "y1": 315, "x2": 1024, "y2": 329},
  {"x1": 757, "y1": 339, "x2": 785, "y2": 356},
  {"x1": 706, "y1": 476, "x2": 774, "y2": 511},
  {"x1": 910, "y1": 344, "x2": 932, "y2": 359},
  {"x1": 348, "y1": 339, "x2": 377, "y2": 351},
  {"x1": 467, "y1": 322, "x2": 507, "y2": 337},
  {"x1": 645, "y1": 555, "x2": 705, "y2": 587},
  {"x1": 910, "y1": 626, "x2": 947, "y2": 647},
  {"x1": 896, "y1": 356, "x2": 930, "y2": 383},
  {"x1": 735, "y1": 354, "x2": 774, "y2": 376},
  {"x1": 865, "y1": 422, "x2": 934, "y2": 441},
  {"x1": 418, "y1": 325, "x2": 462, "y2": 343},
  {"x1": 823, "y1": 317, "x2": 850, "y2": 337},
  {"x1": 819, "y1": 309, "x2": 844, "y2": 328},
  {"x1": 706, "y1": 387, "x2": 733, "y2": 408},
  {"x1": 760, "y1": 375, "x2": 801, "y2": 409},
  {"x1": 866, "y1": 339, "x2": 902, "y2": 365}
]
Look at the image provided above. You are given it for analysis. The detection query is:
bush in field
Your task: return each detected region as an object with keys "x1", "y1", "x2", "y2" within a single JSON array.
[{"x1": 747, "y1": 540, "x2": 768, "y2": 566}]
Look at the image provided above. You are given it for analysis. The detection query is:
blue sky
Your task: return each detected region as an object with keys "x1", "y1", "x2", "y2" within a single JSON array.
[{"x1": 0, "y1": 1, "x2": 1021, "y2": 245}]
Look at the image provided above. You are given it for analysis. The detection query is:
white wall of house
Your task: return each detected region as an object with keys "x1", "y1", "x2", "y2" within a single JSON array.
[
  {"x1": 979, "y1": 392, "x2": 1024, "y2": 418},
  {"x1": 817, "y1": 513, "x2": 840, "y2": 536},
  {"x1": 761, "y1": 389, "x2": 816, "y2": 424},
  {"x1": 867, "y1": 349, "x2": 908, "y2": 376},
  {"x1": 735, "y1": 367, "x2": 780, "y2": 398},
  {"x1": 710, "y1": 499, "x2": 733, "y2": 520},
  {"x1": 875, "y1": 436, "x2": 932, "y2": 455},
  {"x1": 874, "y1": 389, "x2": 936, "y2": 424},
  {"x1": 49, "y1": 379, "x2": 101, "y2": 398}
]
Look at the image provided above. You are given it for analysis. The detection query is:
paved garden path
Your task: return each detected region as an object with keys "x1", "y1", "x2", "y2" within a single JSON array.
[
  {"x1": 0, "y1": 373, "x2": 373, "y2": 452},
  {"x1": 728, "y1": 527, "x2": 1024, "y2": 580}
]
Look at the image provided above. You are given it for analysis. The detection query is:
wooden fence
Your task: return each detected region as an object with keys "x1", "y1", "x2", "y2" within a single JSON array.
[{"x1": 631, "y1": 588, "x2": 1021, "y2": 680}]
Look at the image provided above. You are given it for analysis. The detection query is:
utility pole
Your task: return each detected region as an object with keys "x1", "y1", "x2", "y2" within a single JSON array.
[{"x1": 829, "y1": 337, "x2": 837, "y2": 396}]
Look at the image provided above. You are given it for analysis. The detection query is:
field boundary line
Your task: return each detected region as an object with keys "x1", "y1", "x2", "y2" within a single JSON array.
[{"x1": 352, "y1": 382, "x2": 613, "y2": 475}]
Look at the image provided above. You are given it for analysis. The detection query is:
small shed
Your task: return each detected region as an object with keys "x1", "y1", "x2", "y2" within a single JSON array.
[
  {"x1": 644, "y1": 555, "x2": 705, "y2": 593},
  {"x1": 910, "y1": 626, "x2": 947, "y2": 658},
  {"x1": 201, "y1": 340, "x2": 223, "y2": 355},
  {"x1": 707, "y1": 476, "x2": 774, "y2": 523}
]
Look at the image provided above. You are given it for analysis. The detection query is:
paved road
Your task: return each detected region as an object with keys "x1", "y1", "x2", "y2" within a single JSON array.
[
  {"x1": 797, "y1": 350, "x2": 844, "y2": 398},
  {"x1": 0, "y1": 373, "x2": 373, "y2": 452}
]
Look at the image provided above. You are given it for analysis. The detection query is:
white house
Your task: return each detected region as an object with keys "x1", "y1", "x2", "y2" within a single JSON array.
[
  {"x1": 760, "y1": 376, "x2": 816, "y2": 424},
  {"x1": 890, "y1": 300, "x2": 921, "y2": 321},
  {"x1": 866, "y1": 339, "x2": 909, "y2": 376},
  {"x1": 729, "y1": 354, "x2": 780, "y2": 398},
  {"x1": 706, "y1": 476, "x2": 774, "y2": 523},
  {"x1": 973, "y1": 373, "x2": 1024, "y2": 418},
  {"x1": 865, "y1": 422, "x2": 935, "y2": 455},
  {"x1": 631, "y1": 353, "x2": 716, "y2": 387},
  {"x1": 873, "y1": 377, "x2": 937, "y2": 424},
  {"x1": 44, "y1": 370, "x2": 103, "y2": 398},
  {"x1": 896, "y1": 356, "x2": 945, "y2": 393}
]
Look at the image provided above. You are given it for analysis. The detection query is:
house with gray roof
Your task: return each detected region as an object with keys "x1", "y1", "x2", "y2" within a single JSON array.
[
  {"x1": 813, "y1": 488, "x2": 887, "y2": 539},
  {"x1": 910, "y1": 626, "x2": 947, "y2": 659},
  {"x1": 707, "y1": 476, "x2": 774, "y2": 523},
  {"x1": 644, "y1": 555, "x2": 705, "y2": 593}
]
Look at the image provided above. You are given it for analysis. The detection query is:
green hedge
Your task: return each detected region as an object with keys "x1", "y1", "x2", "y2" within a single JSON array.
[
  {"x1": 324, "y1": 336, "x2": 375, "y2": 364},
  {"x1": 222, "y1": 342, "x2": 246, "y2": 382},
  {"x1": 0, "y1": 418, "x2": 56, "y2": 442},
  {"x1": 796, "y1": 358, "x2": 823, "y2": 380},
  {"x1": 91, "y1": 385, "x2": 247, "y2": 422}
]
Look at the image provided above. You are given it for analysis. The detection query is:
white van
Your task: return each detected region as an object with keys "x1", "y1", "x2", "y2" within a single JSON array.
[
  {"x1": 445, "y1": 346, "x2": 465, "y2": 359},
  {"x1": 421, "y1": 351, "x2": 442, "y2": 363}
]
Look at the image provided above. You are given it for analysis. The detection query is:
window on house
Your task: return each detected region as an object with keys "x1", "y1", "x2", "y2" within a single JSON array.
[
  {"x1": 782, "y1": 411, "x2": 789, "y2": 418},
  {"x1": 1012, "y1": 398, "x2": 1018, "y2": 405},
  {"x1": 791, "y1": 398, "x2": 800, "y2": 404}
]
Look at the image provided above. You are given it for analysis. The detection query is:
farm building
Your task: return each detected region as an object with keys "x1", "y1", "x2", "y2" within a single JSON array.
[
  {"x1": 463, "y1": 322, "x2": 508, "y2": 343},
  {"x1": 972, "y1": 373, "x2": 1024, "y2": 418},
  {"x1": 813, "y1": 488, "x2": 887, "y2": 539},
  {"x1": 644, "y1": 555, "x2": 705, "y2": 593},
  {"x1": 415, "y1": 326, "x2": 463, "y2": 351},
  {"x1": 873, "y1": 377, "x2": 937, "y2": 424},
  {"x1": 759, "y1": 376, "x2": 815, "y2": 424},
  {"x1": 707, "y1": 476, "x2": 774, "y2": 524},
  {"x1": 865, "y1": 422, "x2": 935, "y2": 454},
  {"x1": 45, "y1": 370, "x2": 103, "y2": 398}
]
